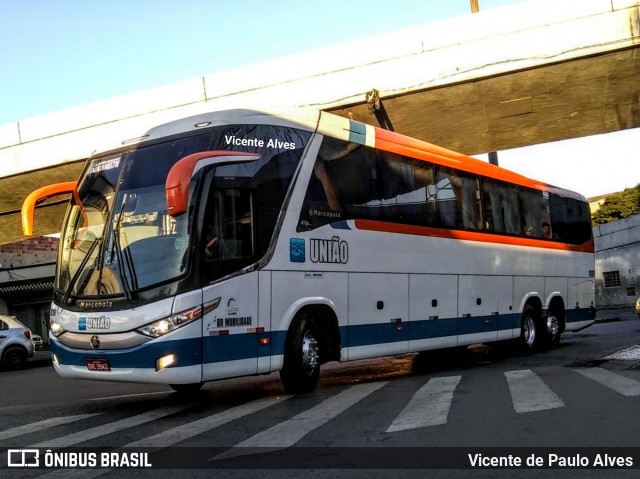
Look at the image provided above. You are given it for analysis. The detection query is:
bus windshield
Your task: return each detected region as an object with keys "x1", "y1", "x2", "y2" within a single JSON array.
[{"x1": 56, "y1": 124, "x2": 312, "y2": 300}]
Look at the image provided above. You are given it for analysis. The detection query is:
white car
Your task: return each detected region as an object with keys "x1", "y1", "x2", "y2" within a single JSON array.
[{"x1": 0, "y1": 315, "x2": 35, "y2": 370}]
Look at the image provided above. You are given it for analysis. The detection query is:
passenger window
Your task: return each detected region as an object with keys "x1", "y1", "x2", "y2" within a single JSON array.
[
  {"x1": 520, "y1": 188, "x2": 551, "y2": 238},
  {"x1": 549, "y1": 194, "x2": 592, "y2": 244},
  {"x1": 482, "y1": 179, "x2": 520, "y2": 234}
]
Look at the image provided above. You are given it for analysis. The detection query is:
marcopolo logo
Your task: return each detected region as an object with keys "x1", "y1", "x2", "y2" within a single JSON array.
[{"x1": 310, "y1": 236, "x2": 349, "y2": 264}]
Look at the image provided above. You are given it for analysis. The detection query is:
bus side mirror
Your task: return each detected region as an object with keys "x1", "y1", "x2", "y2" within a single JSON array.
[
  {"x1": 166, "y1": 150, "x2": 260, "y2": 217},
  {"x1": 21, "y1": 182, "x2": 78, "y2": 236}
]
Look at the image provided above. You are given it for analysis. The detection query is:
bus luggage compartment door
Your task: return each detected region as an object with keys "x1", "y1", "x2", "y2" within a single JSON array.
[{"x1": 347, "y1": 273, "x2": 409, "y2": 360}]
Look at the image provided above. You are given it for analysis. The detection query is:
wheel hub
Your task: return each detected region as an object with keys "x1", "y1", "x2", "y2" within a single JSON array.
[
  {"x1": 523, "y1": 315, "x2": 536, "y2": 346},
  {"x1": 546, "y1": 314, "x2": 559, "y2": 336},
  {"x1": 301, "y1": 330, "x2": 319, "y2": 375}
]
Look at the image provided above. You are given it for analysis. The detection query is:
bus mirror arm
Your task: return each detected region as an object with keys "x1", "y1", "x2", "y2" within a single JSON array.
[
  {"x1": 21, "y1": 181, "x2": 78, "y2": 236},
  {"x1": 165, "y1": 150, "x2": 260, "y2": 217}
]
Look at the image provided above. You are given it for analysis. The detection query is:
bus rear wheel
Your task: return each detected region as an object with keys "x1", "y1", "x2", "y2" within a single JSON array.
[
  {"x1": 542, "y1": 306, "x2": 563, "y2": 349},
  {"x1": 280, "y1": 315, "x2": 320, "y2": 395},
  {"x1": 518, "y1": 305, "x2": 542, "y2": 354}
]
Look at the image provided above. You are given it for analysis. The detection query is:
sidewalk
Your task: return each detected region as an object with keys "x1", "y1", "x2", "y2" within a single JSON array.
[{"x1": 595, "y1": 306, "x2": 637, "y2": 323}]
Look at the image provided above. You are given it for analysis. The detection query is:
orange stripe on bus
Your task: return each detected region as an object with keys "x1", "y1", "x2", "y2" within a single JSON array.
[
  {"x1": 373, "y1": 128, "x2": 556, "y2": 193},
  {"x1": 354, "y1": 219, "x2": 595, "y2": 253}
]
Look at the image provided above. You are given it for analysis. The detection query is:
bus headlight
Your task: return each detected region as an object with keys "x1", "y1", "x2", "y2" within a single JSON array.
[
  {"x1": 50, "y1": 320, "x2": 65, "y2": 337},
  {"x1": 137, "y1": 305, "x2": 204, "y2": 338}
]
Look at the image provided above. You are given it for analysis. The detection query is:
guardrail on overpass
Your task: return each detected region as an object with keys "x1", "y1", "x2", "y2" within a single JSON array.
[{"x1": 0, "y1": 0, "x2": 638, "y2": 243}]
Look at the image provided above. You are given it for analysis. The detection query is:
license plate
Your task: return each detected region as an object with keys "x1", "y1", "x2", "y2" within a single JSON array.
[{"x1": 86, "y1": 358, "x2": 110, "y2": 371}]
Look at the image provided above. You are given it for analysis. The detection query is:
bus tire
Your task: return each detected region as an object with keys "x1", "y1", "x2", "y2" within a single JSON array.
[
  {"x1": 518, "y1": 304, "x2": 542, "y2": 354},
  {"x1": 542, "y1": 304, "x2": 564, "y2": 349},
  {"x1": 170, "y1": 382, "x2": 203, "y2": 393},
  {"x1": 2, "y1": 346, "x2": 28, "y2": 370},
  {"x1": 280, "y1": 314, "x2": 320, "y2": 395}
]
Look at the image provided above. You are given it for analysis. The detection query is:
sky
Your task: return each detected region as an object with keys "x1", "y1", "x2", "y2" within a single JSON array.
[
  {"x1": 0, "y1": 0, "x2": 517, "y2": 124},
  {"x1": 1, "y1": 0, "x2": 638, "y2": 198}
]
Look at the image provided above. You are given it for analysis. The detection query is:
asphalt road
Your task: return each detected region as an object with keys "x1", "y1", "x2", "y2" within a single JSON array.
[{"x1": 1, "y1": 307, "x2": 640, "y2": 479}]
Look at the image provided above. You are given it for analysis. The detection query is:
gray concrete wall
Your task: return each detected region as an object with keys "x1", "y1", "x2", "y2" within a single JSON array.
[{"x1": 594, "y1": 214, "x2": 640, "y2": 307}]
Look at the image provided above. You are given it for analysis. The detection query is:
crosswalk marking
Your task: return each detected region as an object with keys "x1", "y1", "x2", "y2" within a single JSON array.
[
  {"x1": 126, "y1": 395, "x2": 288, "y2": 448},
  {"x1": 33, "y1": 396, "x2": 290, "y2": 479},
  {"x1": 0, "y1": 414, "x2": 99, "y2": 441},
  {"x1": 504, "y1": 369, "x2": 565, "y2": 413},
  {"x1": 30, "y1": 405, "x2": 190, "y2": 448},
  {"x1": 574, "y1": 367, "x2": 640, "y2": 396},
  {"x1": 212, "y1": 381, "x2": 387, "y2": 461},
  {"x1": 6, "y1": 364, "x2": 640, "y2": 478},
  {"x1": 386, "y1": 376, "x2": 462, "y2": 432}
]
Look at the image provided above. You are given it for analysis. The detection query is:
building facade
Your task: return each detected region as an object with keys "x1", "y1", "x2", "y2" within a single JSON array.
[
  {"x1": 0, "y1": 237, "x2": 57, "y2": 344},
  {"x1": 594, "y1": 214, "x2": 640, "y2": 308}
]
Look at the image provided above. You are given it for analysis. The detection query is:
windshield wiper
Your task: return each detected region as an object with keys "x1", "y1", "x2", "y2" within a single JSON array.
[
  {"x1": 62, "y1": 236, "x2": 102, "y2": 305},
  {"x1": 112, "y1": 203, "x2": 135, "y2": 301}
]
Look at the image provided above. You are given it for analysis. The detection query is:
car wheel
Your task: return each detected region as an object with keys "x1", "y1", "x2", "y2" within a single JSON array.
[{"x1": 3, "y1": 346, "x2": 28, "y2": 370}]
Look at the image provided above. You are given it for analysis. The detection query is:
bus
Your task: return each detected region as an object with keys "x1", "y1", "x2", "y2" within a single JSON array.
[{"x1": 21, "y1": 108, "x2": 595, "y2": 394}]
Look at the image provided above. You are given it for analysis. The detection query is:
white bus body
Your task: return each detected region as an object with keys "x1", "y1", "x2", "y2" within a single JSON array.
[{"x1": 24, "y1": 108, "x2": 595, "y2": 394}]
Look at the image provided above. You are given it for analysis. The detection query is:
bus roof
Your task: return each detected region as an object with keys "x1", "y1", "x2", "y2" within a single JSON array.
[{"x1": 126, "y1": 107, "x2": 586, "y2": 202}]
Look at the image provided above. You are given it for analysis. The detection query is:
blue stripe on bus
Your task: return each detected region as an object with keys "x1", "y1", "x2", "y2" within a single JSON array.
[
  {"x1": 330, "y1": 220, "x2": 351, "y2": 230},
  {"x1": 348, "y1": 120, "x2": 367, "y2": 145},
  {"x1": 565, "y1": 307, "x2": 596, "y2": 324},
  {"x1": 50, "y1": 336, "x2": 203, "y2": 369},
  {"x1": 51, "y1": 308, "x2": 593, "y2": 369}
]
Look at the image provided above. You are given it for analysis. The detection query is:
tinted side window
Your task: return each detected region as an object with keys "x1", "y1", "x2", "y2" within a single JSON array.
[
  {"x1": 0, "y1": 320, "x2": 7, "y2": 330},
  {"x1": 298, "y1": 137, "x2": 482, "y2": 232},
  {"x1": 520, "y1": 188, "x2": 551, "y2": 238},
  {"x1": 550, "y1": 195, "x2": 592, "y2": 245},
  {"x1": 482, "y1": 179, "x2": 520, "y2": 235}
]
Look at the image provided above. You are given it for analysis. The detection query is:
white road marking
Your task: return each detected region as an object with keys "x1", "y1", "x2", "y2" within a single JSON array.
[
  {"x1": 0, "y1": 414, "x2": 100, "y2": 440},
  {"x1": 126, "y1": 395, "x2": 288, "y2": 447},
  {"x1": 89, "y1": 391, "x2": 170, "y2": 401},
  {"x1": 504, "y1": 369, "x2": 564, "y2": 413},
  {"x1": 34, "y1": 396, "x2": 289, "y2": 479},
  {"x1": 212, "y1": 381, "x2": 386, "y2": 461},
  {"x1": 386, "y1": 376, "x2": 462, "y2": 432},
  {"x1": 29, "y1": 405, "x2": 189, "y2": 448},
  {"x1": 575, "y1": 367, "x2": 640, "y2": 396},
  {"x1": 605, "y1": 345, "x2": 640, "y2": 360}
]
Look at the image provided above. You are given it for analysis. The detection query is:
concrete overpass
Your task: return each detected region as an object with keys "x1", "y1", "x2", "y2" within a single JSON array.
[{"x1": 0, "y1": 0, "x2": 638, "y2": 244}]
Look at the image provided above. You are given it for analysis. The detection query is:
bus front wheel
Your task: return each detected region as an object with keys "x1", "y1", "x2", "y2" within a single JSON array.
[{"x1": 280, "y1": 314, "x2": 320, "y2": 395}]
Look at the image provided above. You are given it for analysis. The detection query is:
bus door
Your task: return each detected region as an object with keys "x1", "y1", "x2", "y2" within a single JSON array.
[{"x1": 199, "y1": 181, "x2": 263, "y2": 381}]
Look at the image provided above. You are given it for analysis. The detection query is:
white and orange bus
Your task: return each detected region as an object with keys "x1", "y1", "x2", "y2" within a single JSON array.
[{"x1": 22, "y1": 108, "x2": 595, "y2": 394}]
